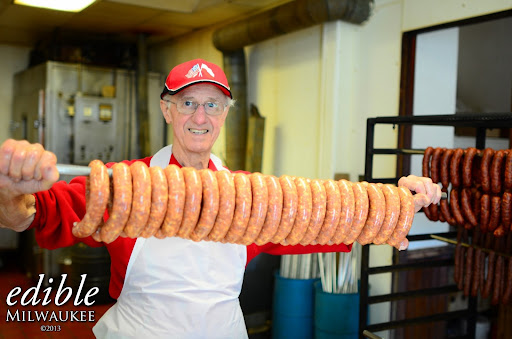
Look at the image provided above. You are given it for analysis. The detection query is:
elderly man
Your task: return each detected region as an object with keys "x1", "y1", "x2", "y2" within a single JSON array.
[{"x1": 0, "y1": 59, "x2": 441, "y2": 338}]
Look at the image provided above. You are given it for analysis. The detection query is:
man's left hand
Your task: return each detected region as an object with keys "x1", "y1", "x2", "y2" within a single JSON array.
[{"x1": 398, "y1": 175, "x2": 442, "y2": 213}]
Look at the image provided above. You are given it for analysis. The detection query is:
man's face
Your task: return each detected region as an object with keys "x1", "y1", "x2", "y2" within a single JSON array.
[{"x1": 160, "y1": 83, "x2": 229, "y2": 157}]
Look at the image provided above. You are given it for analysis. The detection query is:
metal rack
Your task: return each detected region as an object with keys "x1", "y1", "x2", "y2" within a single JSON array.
[{"x1": 360, "y1": 113, "x2": 512, "y2": 338}]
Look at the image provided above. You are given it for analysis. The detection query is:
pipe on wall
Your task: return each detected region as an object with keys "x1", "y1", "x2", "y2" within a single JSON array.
[{"x1": 213, "y1": 0, "x2": 373, "y2": 170}]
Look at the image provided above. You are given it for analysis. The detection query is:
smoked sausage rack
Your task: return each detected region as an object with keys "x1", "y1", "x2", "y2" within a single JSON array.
[{"x1": 361, "y1": 112, "x2": 512, "y2": 338}]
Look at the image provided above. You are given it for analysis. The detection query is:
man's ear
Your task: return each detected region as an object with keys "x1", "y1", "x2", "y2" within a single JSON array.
[{"x1": 160, "y1": 100, "x2": 172, "y2": 124}]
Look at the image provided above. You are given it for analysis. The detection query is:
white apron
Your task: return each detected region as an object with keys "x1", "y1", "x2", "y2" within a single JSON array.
[{"x1": 93, "y1": 145, "x2": 248, "y2": 338}]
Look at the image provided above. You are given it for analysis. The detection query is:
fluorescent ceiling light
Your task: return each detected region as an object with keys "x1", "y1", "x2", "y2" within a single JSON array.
[{"x1": 14, "y1": 0, "x2": 96, "y2": 12}]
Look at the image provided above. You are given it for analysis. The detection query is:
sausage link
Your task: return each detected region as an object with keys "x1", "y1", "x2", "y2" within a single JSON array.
[
  {"x1": 491, "y1": 150, "x2": 505, "y2": 194},
  {"x1": 489, "y1": 195, "x2": 501, "y2": 232},
  {"x1": 241, "y1": 173, "x2": 269, "y2": 245},
  {"x1": 343, "y1": 182, "x2": 369, "y2": 245},
  {"x1": 440, "y1": 192, "x2": 456, "y2": 226},
  {"x1": 480, "y1": 194, "x2": 491, "y2": 233},
  {"x1": 373, "y1": 184, "x2": 400, "y2": 245},
  {"x1": 387, "y1": 186, "x2": 415, "y2": 249},
  {"x1": 189, "y1": 169, "x2": 220, "y2": 242},
  {"x1": 422, "y1": 147, "x2": 435, "y2": 220},
  {"x1": 503, "y1": 257, "x2": 512, "y2": 304},
  {"x1": 472, "y1": 189, "x2": 482, "y2": 226},
  {"x1": 502, "y1": 191, "x2": 512, "y2": 230},
  {"x1": 315, "y1": 180, "x2": 342, "y2": 245},
  {"x1": 123, "y1": 162, "x2": 152, "y2": 238},
  {"x1": 177, "y1": 167, "x2": 203, "y2": 239},
  {"x1": 73, "y1": 160, "x2": 110, "y2": 238},
  {"x1": 431, "y1": 147, "x2": 444, "y2": 184},
  {"x1": 100, "y1": 163, "x2": 132, "y2": 243},
  {"x1": 139, "y1": 166, "x2": 168, "y2": 238},
  {"x1": 161, "y1": 164, "x2": 186, "y2": 237},
  {"x1": 357, "y1": 183, "x2": 385, "y2": 245},
  {"x1": 494, "y1": 224, "x2": 506, "y2": 238},
  {"x1": 482, "y1": 251, "x2": 496, "y2": 299},
  {"x1": 299, "y1": 179, "x2": 326, "y2": 246},
  {"x1": 463, "y1": 147, "x2": 477, "y2": 188},
  {"x1": 461, "y1": 188, "x2": 478, "y2": 227},
  {"x1": 255, "y1": 175, "x2": 283, "y2": 245},
  {"x1": 422, "y1": 146, "x2": 434, "y2": 178},
  {"x1": 271, "y1": 175, "x2": 297, "y2": 243},
  {"x1": 209, "y1": 171, "x2": 236, "y2": 242},
  {"x1": 449, "y1": 188, "x2": 466, "y2": 226},
  {"x1": 330, "y1": 180, "x2": 355, "y2": 245},
  {"x1": 224, "y1": 173, "x2": 252, "y2": 243},
  {"x1": 492, "y1": 255, "x2": 504, "y2": 305},
  {"x1": 450, "y1": 148, "x2": 464, "y2": 188},
  {"x1": 481, "y1": 148, "x2": 495, "y2": 193},
  {"x1": 440, "y1": 149, "x2": 454, "y2": 188},
  {"x1": 505, "y1": 150, "x2": 512, "y2": 191},
  {"x1": 463, "y1": 246, "x2": 474, "y2": 296},
  {"x1": 284, "y1": 177, "x2": 312, "y2": 245},
  {"x1": 471, "y1": 248, "x2": 483, "y2": 297}
]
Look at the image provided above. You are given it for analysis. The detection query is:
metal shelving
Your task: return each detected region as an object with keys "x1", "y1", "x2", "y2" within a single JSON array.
[{"x1": 360, "y1": 113, "x2": 512, "y2": 338}]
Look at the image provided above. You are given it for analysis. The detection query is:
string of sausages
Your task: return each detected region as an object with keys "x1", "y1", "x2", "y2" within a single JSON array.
[
  {"x1": 422, "y1": 147, "x2": 512, "y2": 305},
  {"x1": 71, "y1": 160, "x2": 416, "y2": 249}
]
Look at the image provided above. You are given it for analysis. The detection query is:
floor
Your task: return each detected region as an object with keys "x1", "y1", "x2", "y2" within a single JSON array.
[{"x1": 0, "y1": 251, "x2": 114, "y2": 338}]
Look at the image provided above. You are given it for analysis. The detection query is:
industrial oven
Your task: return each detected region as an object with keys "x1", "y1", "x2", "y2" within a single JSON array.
[{"x1": 9, "y1": 61, "x2": 164, "y2": 289}]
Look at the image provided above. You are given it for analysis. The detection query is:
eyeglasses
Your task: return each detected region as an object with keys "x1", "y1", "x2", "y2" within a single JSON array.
[{"x1": 167, "y1": 99, "x2": 227, "y2": 116}]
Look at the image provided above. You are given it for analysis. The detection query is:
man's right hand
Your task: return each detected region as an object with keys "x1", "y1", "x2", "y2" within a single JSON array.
[{"x1": 0, "y1": 139, "x2": 59, "y2": 231}]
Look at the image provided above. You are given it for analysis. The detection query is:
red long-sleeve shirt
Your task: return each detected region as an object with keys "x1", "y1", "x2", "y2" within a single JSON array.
[{"x1": 30, "y1": 155, "x2": 351, "y2": 299}]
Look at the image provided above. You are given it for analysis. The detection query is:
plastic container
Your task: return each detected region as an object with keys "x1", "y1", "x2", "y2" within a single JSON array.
[
  {"x1": 272, "y1": 273, "x2": 320, "y2": 338},
  {"x1": 314, "y1": 281, "x2": 359, "y2": 339}
]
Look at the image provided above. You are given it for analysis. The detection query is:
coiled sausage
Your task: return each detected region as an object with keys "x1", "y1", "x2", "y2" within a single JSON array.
[
  {"x1": 224, "y1": 173, "x2": 252, "y2": 243},
  {"x1": 161, "y1": 164, "x2": 186, "y2": 237},
  {"x1": 177, "y1": 167, "x2": 202, "y2": 239},
  {"x1": 209, "y1": 171, "x2": 236, "y2": 242},
  {"x1": 284, "y1": 177, "x2": 312, "y2": 245},
  {"x1": 255, "y1": 175, "x2": 283, "y2": 245},
  {"x1": 73, "y1": 160, "x2": 110, "y2": 238},
  {"x1": 387, "y1": 186, "x2": 414, "y2": 249},
  {"x1": 330, "y1": 179, "x2": 355, "y2": 245},
  {"x1": 189, "y1": 169, "x2": 220, "y2": 242},
  {"x1": 343, "y1": 182, "x2": 369, "y2": 245},
  {"x1": 271, "y1": 175, "x2": 297, "y2": 244},
  {"x1": 373, "y1": 184, "x2": 400, "y2": 245},
  {"x1": 140, "y1": 166, "x2": 168, "y2": 238},
  {"x1": 123, "y1": 162, "x2": 152, "y2": 238},
  {"x1": 100, "y1": 162, "x2": 132, "y2": 243},
  {"x1": 299, "y1": 179, "x2": 326, "y2": 246},
  {"x1": 357, "y1": 183, "x2": 385, "y2": 245},
  {"x1": 241, "y1": 173, "x2": 268, "y2": 245},
  {"x1": 315, "y1": 180, "x2": 341, "y2": 245}
]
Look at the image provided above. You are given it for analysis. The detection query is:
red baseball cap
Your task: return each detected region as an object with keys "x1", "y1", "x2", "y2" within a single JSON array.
[{"x1": 160, "y1": 59, "x2": 232, "y2": 99}]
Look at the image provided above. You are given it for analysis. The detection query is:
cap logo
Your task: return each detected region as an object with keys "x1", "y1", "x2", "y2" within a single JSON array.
[{"x1": 185, "y1": 63, "x2": 215, "y2": 79}]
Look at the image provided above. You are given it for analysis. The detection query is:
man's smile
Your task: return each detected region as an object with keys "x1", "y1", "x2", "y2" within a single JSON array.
[{"x1": 188, "y1": 128, "x2": 208, "y2": 135}]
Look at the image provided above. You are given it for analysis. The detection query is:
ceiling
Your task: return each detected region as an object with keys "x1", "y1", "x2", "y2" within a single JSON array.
[{"x1": 0, "y1": 0, "x2": 292, "y2": 47}]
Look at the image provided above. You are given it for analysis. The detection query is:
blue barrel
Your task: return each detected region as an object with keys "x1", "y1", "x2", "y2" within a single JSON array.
[
  {"x1": 314, "y1": 281, "x2": 359, "y2": 339},
  {"x1": 272, "y1": 273, "x2": 320, "y2": 339}
]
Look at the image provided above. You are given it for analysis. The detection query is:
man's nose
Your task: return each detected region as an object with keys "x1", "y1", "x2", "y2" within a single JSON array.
[{"x1": 191, "y1": 104, "x2": 207, "y2": 123}]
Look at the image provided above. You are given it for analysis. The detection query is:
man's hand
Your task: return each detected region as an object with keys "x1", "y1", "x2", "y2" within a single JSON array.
[
  {"x1": 0, "y1": 139, "x2": 59, "y2": 231},
  {"x1": 398, "y1": 174, "x2": 442, "y2": 213}
]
